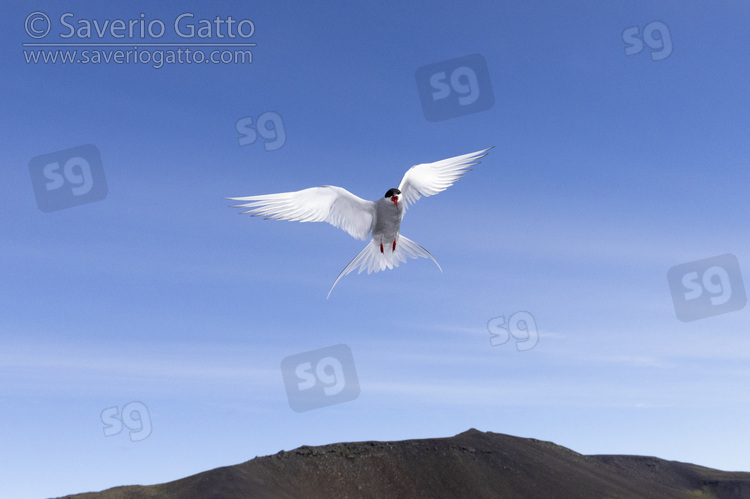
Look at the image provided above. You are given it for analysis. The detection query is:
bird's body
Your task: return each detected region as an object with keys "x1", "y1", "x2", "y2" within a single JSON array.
[
  {"x1": 372, "y1": 192, "x2": 403, "y2": 253},
  {"x1": 228, "y1": 147, "x2": 491, "y2": 297}
]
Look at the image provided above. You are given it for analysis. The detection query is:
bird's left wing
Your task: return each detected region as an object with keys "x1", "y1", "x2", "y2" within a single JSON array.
[
  {"x1": 397, "y1": 147, "x2": 492, "y2": 210},
  {"x1": 228, "y1": 185, "x2": 376, "y2": 241}
]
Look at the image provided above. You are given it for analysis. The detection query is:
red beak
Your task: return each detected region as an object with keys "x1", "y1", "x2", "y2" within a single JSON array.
[{"x1": 391, "y1": 195, "x2": 399, "y2": 206}]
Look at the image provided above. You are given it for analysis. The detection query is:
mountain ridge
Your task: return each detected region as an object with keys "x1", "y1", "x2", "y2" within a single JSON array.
[{"x1": 58, "y1": 428, "x2": 750, "y2": 498}]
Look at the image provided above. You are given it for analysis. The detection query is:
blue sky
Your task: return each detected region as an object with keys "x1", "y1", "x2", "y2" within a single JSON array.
[{"x1": 2, "y1": 1, "x2": 750, "y2": 497}]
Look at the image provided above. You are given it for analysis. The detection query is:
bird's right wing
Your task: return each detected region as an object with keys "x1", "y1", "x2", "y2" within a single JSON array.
[
  {"x1": 228, "y1": 185, "x2": 376, "y2": 241},
  {"x1": 397, "y1": 147, "x2": 492, "y2": 210}
]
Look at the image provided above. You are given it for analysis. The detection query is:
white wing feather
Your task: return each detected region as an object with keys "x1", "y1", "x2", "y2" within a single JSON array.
[
  {"x1": 397, "y1": 147, "x2": 492, "y2": 210},
  {"x1": 228, "y1": 185, "x2": 376, "y2": 241}
]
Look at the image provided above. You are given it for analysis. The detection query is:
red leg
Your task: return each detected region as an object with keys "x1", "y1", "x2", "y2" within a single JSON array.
[
  {"x1": 393, "y1": 240, "x2": 397, "y2": 251},
  {"x1": 380, "y1": 242, "x2": 384, "y2": 253}
]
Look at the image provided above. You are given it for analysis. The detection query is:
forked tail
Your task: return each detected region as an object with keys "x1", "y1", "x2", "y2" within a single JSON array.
[{"x1": 327, "y1": 234, "x2": 442, "y2": 299}]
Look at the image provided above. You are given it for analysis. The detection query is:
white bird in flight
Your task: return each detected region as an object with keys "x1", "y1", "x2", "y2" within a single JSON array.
[{"x1": 228, "y1": 147, "x2": 492, "y2": 298}]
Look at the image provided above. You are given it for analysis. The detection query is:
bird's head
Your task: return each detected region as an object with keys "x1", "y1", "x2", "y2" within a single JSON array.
[{"x1": 384, "y1": 188, "x2": 401, "y2": 207}]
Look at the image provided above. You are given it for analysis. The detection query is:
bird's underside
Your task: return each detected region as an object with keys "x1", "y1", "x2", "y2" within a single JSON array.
[{"x1": 228, "y1": 147, "x2": 492, "y2": 297}]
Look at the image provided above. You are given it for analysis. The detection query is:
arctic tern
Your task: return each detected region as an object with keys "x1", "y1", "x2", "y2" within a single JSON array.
[{"x1": 228, "y1": 147, "x2": 491, "y2": 298}]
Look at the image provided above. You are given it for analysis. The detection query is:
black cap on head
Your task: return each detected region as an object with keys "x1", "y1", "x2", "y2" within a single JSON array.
[{"x1": 384, "y1": 188, "x2": 401, "y2": 198}]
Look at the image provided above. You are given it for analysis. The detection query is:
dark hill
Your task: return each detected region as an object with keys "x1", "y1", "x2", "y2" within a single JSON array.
[{"x1": 58, "y1": 429, "x2": 750, "y2": 498}]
